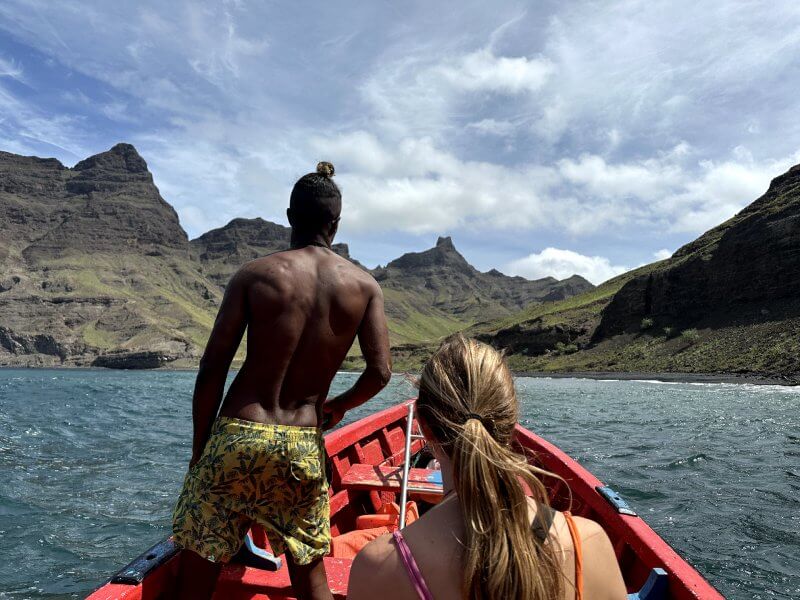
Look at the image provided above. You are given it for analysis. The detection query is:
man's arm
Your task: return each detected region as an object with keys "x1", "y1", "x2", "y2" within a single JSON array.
[
  {"x1": 323, "y1": 284, "x2": 391, "y2": 428},
  {"x1": 190, "y1": 269, "x2": 249, "y2": 465}
]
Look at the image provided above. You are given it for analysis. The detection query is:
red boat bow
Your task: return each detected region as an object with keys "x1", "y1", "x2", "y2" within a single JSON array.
[{"x1": 87, "y1": 401, "x2": 723, "y2": 599}]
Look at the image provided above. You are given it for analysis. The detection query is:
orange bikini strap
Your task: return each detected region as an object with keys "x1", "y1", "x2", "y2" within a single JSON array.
[{"x1": 563, "y1": 511, "x2": 584, "y2": 600}]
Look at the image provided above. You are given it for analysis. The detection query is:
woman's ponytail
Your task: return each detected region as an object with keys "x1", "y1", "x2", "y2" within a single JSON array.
[{"x1": 417, "y1": 335, "x2": 564, "y2": 600}]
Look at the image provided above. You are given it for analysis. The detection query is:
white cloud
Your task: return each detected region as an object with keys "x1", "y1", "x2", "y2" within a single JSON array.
[
  {"x1": 653, "y1": 249, "x2": 672, "y2": 261},
  {"x1": 507, "y1": 248, "x2": 629, "y2": 285},
  {"x1": 556, "y1": 145, "x2": 800, "y2": 235},
  {"x1": 557, "y1": 152, "x2": 683, "y2": 201},
  {"x1": 467, "y1": 118, "x2": 516, "y2": 136},
  {"x1": 311, "y1": 131, "x2": 796, "y2": 240},
  {"x1": 0, "y1": 55, "x2": 23, "y2": 81},
  {"x1": 438, "y1": 47, "x2": 554, "y2": 94},
  {"x1": 533, "y1": 1, "x2": 800, "y2": 148},
  {"x1": 183, "y1": 3, "x2": 268, "y2": 85},
  {"x1": 361, "y1": 42, "x2": 554, "y2": 139},
  {"x1": 0, "y1": 84, "x2": 88, "y2": 159}
]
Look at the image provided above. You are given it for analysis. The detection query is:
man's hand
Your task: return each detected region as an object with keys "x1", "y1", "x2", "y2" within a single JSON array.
[
  {"x1": 189, "y1": 451, "x2": 202, "y2": 469},
  {"x1": 322, "y1": 400, "x2": 345, "y2": 431}
]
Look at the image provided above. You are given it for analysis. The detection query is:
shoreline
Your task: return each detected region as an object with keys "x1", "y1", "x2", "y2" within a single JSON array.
[
  {"x1": 511, "y1": 370, "x2": 799, "y2": 386},
  {"x1": 1, "y1": 364, "x2": 797, "y2": 386}
]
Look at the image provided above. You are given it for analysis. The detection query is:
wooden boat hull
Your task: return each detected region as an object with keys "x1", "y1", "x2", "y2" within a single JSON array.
[{"x1": 88, "y1": 402, "x2": 723, "y2": 599}]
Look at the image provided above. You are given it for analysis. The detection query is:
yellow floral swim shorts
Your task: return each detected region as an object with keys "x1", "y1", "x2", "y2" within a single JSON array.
[{"x1": 172, "y1": 417, "x2": 330, "y2": 564}]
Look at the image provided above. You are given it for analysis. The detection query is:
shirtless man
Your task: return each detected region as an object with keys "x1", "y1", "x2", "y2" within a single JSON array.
[{"x1": 172, "y1": 162, "x2": 392, "y2": 600}]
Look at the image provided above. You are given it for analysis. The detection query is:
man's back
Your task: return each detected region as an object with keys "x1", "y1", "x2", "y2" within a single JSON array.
[
  {"x1": 218, "y1": 245, "x2": 380, "y2": 426},
  {"x1": 175, "y1": 162, "x2": 391, "y2": 600}
]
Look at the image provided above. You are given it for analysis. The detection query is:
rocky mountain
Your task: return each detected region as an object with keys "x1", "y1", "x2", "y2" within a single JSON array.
[
  {"x1": 0, "y1": 144, "x2": 591, "y2": 368},
  {"x1": 373, "y1": 236, "x2": 593, "y2": 343},
  {"x1": 190, "y1": 224, "x2": 590, "y2": 345},
  {"x1": 471, "y1": 162, "x2": 800, "y2": 380},
  {"x1": 595, "y1": 164, "x2": 800, "y2": 338},
  {"x1": 0, "y1": 144, "x2": 221, "y2": 368}
]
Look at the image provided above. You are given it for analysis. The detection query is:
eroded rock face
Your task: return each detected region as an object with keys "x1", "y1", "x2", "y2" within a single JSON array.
[
  {"x1": 373, "y1": 236, "x2": 594, "y2": 324},
  {"x1": 476, "y1": 320, "x2": 586, "y2": 356},
  {"x1": 0, "y1": 327, "x2": 71, "y2": 359},
  {"x1": 91, "y1": 351, "x2": 178, "y2": 369},
  {"x1": 596, "y1": 163, "x2": 800, "y2": 337},
  {"x1": 22, "y1": 144, "x2": 189, "y2": 261},
  {"x1": 0, "y1": 152, "x2": 72, "y2": 254},
  {"x1": 0, "y1": 144, "x2": 210, "y2": 367}
]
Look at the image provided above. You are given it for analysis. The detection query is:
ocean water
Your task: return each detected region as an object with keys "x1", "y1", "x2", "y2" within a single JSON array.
[{"x1": 0, "y1": 370, "x2": 798, "y2": 599}]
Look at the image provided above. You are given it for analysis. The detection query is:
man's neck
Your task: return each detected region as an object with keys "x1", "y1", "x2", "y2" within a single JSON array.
[{"x1": 291, "y1": 233, "x2": 331, "y2": 250}]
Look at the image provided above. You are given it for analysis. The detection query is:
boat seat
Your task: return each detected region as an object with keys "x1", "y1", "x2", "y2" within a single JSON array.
[
  {"x1": 341, "y1": 463, "x2": 444, "y2": 496},
  {"x1": 627, "y1": 568, "x2": 668, "y2": 600}
]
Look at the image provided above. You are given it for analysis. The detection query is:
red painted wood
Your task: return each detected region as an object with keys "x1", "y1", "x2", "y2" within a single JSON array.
[
  {"x1": 88, "y1": 400, "x2": 723, "y2": 599},
  {"x1": 340, "y1": 463, "x2": 444, "y2": 495},
  {"x1": 212, "y1": 558, "x2": 351, "y2": 599}
]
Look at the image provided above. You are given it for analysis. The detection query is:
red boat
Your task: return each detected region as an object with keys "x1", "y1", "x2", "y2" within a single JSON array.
[{"x1": 88, "y1": 402, "x2": 723, "y2": 599}]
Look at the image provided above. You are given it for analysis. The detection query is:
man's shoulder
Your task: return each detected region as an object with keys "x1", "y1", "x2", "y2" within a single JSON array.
[
  {"x1": 338, "y1": 257, "x2": 380, "y2": 287},
  {"x1": 235, "y1": 254, "x2": 280, "y2": 276},
  {"x1": 228, "y1": 254, "x2": 293, "y2": 292},
  {"x1": 234, "y1": 251, "x2": 380, "y2": 292}
]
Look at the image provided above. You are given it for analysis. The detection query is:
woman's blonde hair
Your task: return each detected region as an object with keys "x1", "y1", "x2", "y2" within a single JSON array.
[{"x1": 417, "y1": 334, "x2": 564, "y2": 600}]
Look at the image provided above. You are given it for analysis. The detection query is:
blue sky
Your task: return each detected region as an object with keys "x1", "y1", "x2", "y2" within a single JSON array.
[{"x1": 1, "y1": 1, "x2": 799, "y2": 283}]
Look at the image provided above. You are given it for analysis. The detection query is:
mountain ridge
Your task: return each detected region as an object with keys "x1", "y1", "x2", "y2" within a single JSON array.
[{"x1": 0, "y1": 143, "x2": 592, "y2": 367}]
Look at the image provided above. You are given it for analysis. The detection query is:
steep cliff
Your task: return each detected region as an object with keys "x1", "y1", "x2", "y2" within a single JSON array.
[
  {"x1": 473, "y1": 162, "x2": 800, "y2": 379},
  {"x1": 0, "y1": 144, "x2": 219, "y2": 368},
  {"x1": 595, "y1": 164, "x2": 800, "y2": 337}
]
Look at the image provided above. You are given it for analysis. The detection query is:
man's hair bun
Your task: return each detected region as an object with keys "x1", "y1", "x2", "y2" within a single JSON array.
[{"x1": 316, "y1": 161, "x2": 335, "y2": 178}]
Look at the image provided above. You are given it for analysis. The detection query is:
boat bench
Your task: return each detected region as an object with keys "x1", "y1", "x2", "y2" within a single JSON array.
[
  {"x1": 627, "y1": 568, "x2": 668, "y2": 600},
  {"x1": 340, "y1": 463, "x2": 444, "y2": 496}
]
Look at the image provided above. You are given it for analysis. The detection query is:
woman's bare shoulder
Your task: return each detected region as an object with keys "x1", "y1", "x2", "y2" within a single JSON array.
[
  {"x1": 347, "y1": 533, "x2": 405, "y2": 600},
  {"x1": 572, "y1": 514, "x2": 608, "y2": 540},
  {"x1": 571, "y1": 516, "x2": 628, "y2": 599},
  {"x1": 357, "y1": 532, "x2": 396, "y2": 562}
]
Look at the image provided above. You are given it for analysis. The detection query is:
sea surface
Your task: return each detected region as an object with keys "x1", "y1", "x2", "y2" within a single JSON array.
[{"x1": 0, "y1": 369, "x2": 798, "y2": 599}]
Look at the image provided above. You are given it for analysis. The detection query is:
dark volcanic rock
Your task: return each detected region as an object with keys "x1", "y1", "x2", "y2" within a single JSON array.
[
  {"x1": 92, "y1": 350, "x2": 178, "y2": 369},
  {"x1": 0, "y1": 151, "x2": 73, "y2": 255},
  {"x1": 382, "y1": 236, "x2": 474, "y2": 274},
  {"x1": 0, "y1": 326, "x2": 69, "y2": 360},
  {"x1": 21, "y1": 144, "x2": 188, "y2": 260},
  {"x1": 477, "y1": 319, "x2": 585, "y2": 356},
  {"x1": 0, "y1": 276, "x2": 20, "y2": 292},
  {"x1": 596, "y1": 163, "x2": 800, "y2": 338}
]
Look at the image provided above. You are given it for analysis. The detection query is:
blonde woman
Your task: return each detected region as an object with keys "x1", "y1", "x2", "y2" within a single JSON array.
[{"x1": 347, "y1": 335, "x2": 626, "y2": 600}]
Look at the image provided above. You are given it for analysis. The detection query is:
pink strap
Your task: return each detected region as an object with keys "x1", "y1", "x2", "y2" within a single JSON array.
[{"x1": 392, "y1": 530, "x2": 435, "y2": 600}]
